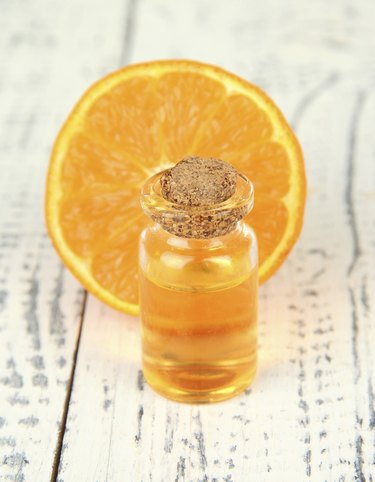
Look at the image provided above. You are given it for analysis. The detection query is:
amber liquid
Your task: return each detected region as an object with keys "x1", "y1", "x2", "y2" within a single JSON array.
[{"x1": 140, "y1": 268, "x2": 258, "y2": 403}]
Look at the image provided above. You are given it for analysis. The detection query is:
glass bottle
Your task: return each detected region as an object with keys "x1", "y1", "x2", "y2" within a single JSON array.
[{"x1": 139, "y1": 162, "x2": 258, "y2": 403}]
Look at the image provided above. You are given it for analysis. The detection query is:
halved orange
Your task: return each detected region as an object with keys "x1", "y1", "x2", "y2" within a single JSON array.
[{"x1": 45, "y1": 60, "x2": 306, "y2": 315}]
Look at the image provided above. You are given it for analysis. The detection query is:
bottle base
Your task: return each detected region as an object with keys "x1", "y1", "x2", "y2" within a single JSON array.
[{"x1": 142, "y1": 359, "x2": 257, "y2": 404}]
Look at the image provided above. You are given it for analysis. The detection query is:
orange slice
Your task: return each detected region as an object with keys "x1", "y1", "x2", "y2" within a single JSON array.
[{"x1": 45, "y1": 60, "x2": 306, "y2": 315}]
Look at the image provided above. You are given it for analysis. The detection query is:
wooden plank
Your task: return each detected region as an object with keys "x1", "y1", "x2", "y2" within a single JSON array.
[
  {"x1": 0, "y1": 0, "x2": 132, "y2": 480},
  {"x1": 49, "y1": 0, "x2": 373, "y2": 480},
  {"x1": 345, "y1": 90, "x2": 375, "y2": 478}
]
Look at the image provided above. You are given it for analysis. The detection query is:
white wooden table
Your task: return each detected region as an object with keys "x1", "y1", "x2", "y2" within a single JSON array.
[{"x1": 1, "y1": 1, "x2": 374, "y2": 480}]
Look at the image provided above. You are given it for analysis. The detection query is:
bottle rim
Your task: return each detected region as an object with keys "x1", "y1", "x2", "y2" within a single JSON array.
[{"x1": 140, "y1": 169, "x2": 254, "y2": 238}]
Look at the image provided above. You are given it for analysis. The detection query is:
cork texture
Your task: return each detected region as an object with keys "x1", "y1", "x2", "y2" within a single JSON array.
[
  {"x1": 160, "y1": 156, "x2": 237, "y2": 206},
  {"x1": 151, "y1": 157, "x2": 250, "y2": 238},
  {"x1": 149, "y1": 206, "x2": 250, "y2": 239}
]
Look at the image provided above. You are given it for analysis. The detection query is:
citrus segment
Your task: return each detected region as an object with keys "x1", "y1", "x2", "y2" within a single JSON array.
[
  {"x1": 246, "y1": 200, "x2": 288, "y2": 265},
  {"x1": 61, "y1": 133, "x2": 146, "y2": 194},
  {"x1": 86, "y1": 77, "x2": 162, "y2": 168},
  {"x1": 234, "y1": 142, "x2": 290, "y2": 198},
  {"x1": 45, "y1": 60, "x2": 306, "y2": 315},
  {"x1": 194, "y1": 95, "x2": 273, "y2": 159},
  {"x1": 60, "y1": 188, "x2": 140, "y2": 257},
  {"x1": 157, "y1": 72, "x2": 226, "y2": 162},
  {"x1": 92, "y1": 217, "x2": 147, "y2": 306}
]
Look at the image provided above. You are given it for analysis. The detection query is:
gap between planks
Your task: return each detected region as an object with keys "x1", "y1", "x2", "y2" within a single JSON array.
[
  {"x1": 50, "y1": 291, "x2": 87, "y2": 482},
  {"x1": 50, "y1": 0, "x2": 139, "y2": 478}
]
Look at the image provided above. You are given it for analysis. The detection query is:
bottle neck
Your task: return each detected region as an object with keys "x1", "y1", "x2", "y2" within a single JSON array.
[
  {"x1": 141, "y1": 170, "x2": 254, "y2": 240},
  {"x1": 149, "y1": 219, "x2": 247, "y2": 248}
]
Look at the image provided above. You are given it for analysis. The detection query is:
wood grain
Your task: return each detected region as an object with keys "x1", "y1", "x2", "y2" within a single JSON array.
[
  {"x1": 0, "y1": 0, "x2": 132, "y2": 480},
  {"x1": 1, "y1": 0, "x2": 374, "y2": 481},
  {"x1": 58, "y1": 0, "x2": 375, "y2": 481}
]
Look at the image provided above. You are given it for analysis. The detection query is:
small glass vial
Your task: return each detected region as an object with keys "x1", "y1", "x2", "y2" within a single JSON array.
[{"x1": 139, "y1": 157, "x2": 258, "y2": 403}]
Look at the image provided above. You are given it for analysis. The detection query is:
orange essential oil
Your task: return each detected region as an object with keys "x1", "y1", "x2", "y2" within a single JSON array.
[{"x1": 139, "y1": 157, "x2": 258, "y2": 403}]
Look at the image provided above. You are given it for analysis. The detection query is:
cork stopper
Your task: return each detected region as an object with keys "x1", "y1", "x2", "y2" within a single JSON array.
[
  {"x1": 141, "y1": 156, "x2": 254, "y2": 239},
  {"x1": 160, "y1": 156, "x2": 237, "y2": 206}
]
